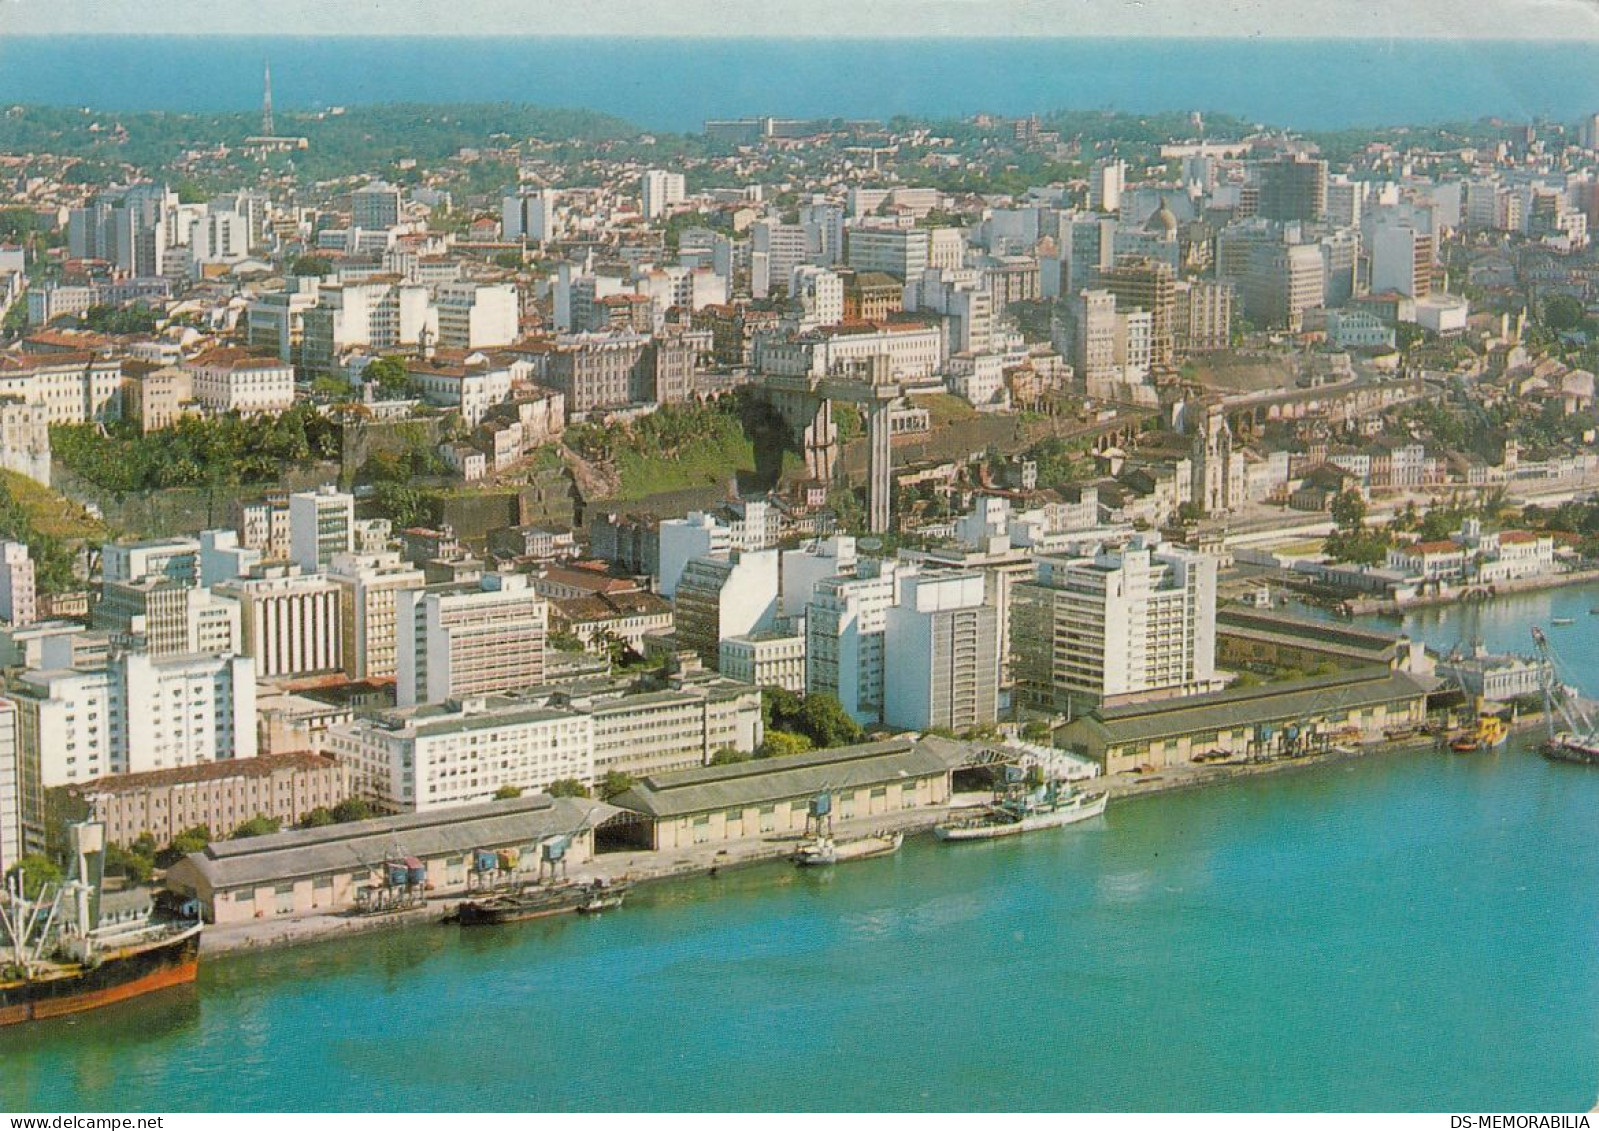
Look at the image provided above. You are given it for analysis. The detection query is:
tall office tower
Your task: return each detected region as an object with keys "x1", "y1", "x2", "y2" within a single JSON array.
[
  {"x1": 0, "y1": 542, "x2": 35, "y2": 628},
  {"x1": 288, "y1": 485, "x2": 355, "y2": 574},
  {"x1": 846, "y1": 227, "x2": 931, "y2": 280},
  {"x1": 751, "y1": 219, "x2": 813, "y2": 299},
  {"x1": 779, "y1": 535, "x2": 858, "y2": 618},
  {"x1": 1173, "y1": 279, "x2": 1234, "y2": 356},
  {"x1": 1064, "y1": 289, "x2": 1119, "y2": 385},
  {"x1": 1012, "y1": 534, "x2": 1219, "y2": 713},
  {"x1": 641, "y1": 169, "x2": 686, "y2": 220},
  {"x1": 215, "y1": 568, "x2": 344, "y2": 679},
  {"x1": 350, "y1": 181, "x2": 402, "y2": 230},
  {"x1": 0, "y1": 700, "x2": 22, "y2": 871},
  {"x1": 1325, "y1": 176, "x2": 1364, "y2": 229},
  {"x1": 882, "y1": 572, "x2": 999, "y2": 733},
  {"x1": 1256, "y1": 154, "x2": 1329, "y2": 223},
  {"x1": 1319, "y1": 229, "x2": 1361, "y2": 307},
  {"x1": 395, "y1": 573, "x2": 548, "y2": 708},
  {"x1": 657, "y1": 511, "x2": 733, "y2": 599},
  {"x1": 1088, "y1": 158, "x2": 1125, "y2": 213},
  {"x1": 1100, "y1": 255, "x2": 1177, "y2": 369},
  {"x1": 1370, "y1": 224, "x2": 1434, "y2": 299},
  {"x1": 434, "y1": 281, "x2": 519, "y2": 349},
  {"x1": 502, "y1": 188, "x2": 560, "y2": 245},
  {"x1": 806, "y1": 559, "x2": 914, "y2": 726},
  {"x1": 799, "y1": 200, "x2": 846, "y2": 266},
  {"x1": 672, "y1": 550, "x2": 780, "y2": 669},
  {"x1": 328, "y1": 551, "x2": 426, "y2": 681},
  {"x1": 1230, "y1": 237, "x2": 1324, "y2": 332},
  {"x1": 95, "y1": 577, "x2": 240, "y2": 658}
]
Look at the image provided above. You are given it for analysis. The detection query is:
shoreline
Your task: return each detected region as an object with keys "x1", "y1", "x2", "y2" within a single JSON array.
[
  {"x1": 196, "y1": 731, "x2": 1460, "y2": 960},
  {"x1": 1341, "y1": 567, "x2": 1599, "y2": 617}
]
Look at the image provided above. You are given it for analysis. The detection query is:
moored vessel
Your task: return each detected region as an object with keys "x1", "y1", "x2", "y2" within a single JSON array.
[
  {"x1": 453, "y1": 878, "x2": 628, "y2": 925},
  {"x1": 792, "y1": 830, "x2": 904, "y2": 867},
  {"x1": 1, "y1": 822, "x2": 202, "y2": 1027},
  {"x1": 935, "y1": 775, "x2": 1107, "y2": 843},
  {"x1": 1449, "y1": 712, "x2": 1509, "y2": 753},
  {"x1": 1529, "y1": 627, "x2": 1599, "y2": 765}
]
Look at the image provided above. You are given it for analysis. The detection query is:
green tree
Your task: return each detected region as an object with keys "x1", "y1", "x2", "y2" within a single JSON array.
[
  {"x1": 1543, "y1": 293, "x2": 1586, "y2": 333},
  {"x1": 298, "y1": 807, "x2": 336, "y2": 829},
  {"x1": 798, "y1": 693, "x2": 864, "y2": 749},
  {"x1": 105, "y1": 841, "x2": 155, "y2": 884},
  {"x1": 291, "y1": 254, "x2": 334, "y2": 277},
  {"x1": 230, "y1": 815, "x2": 282, "y2": 839},
  {"x1": 1021, "y1": 719, "x2": 1053, "y2": 744},
  {"x1": 1331, "y1": 489, "x2": 1367, "y2": 533},
  {"x1": 154, "y1": 825, "x2": 213, "y2": 868},
  {"x1": 599, "y1": 771, "x2": 637, "y2": 800},
  {"x1": 757, "y1": 730, "x2": 813, "y2": 759},
  {"x1": 709, "y1": 746, "x2": 751, "y2": 765},
  {"x1": 494, "y1": 784, "x2": 523, "y2": 800},
  {"x1": 6, "y1": 853, "x2": 62, "y2": 899},
  {"x1": 331, "y1": 798, "x2": 376, "y2": 824},
  {"x1": 546, "y1": 778, "x2": 591, "y2": 798},
  {"x1": 363, "y1": 356, "x2": 412, "y2": 398}
]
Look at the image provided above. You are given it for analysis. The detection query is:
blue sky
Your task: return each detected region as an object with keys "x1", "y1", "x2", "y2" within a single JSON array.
[{"x1": 3, "y1": 0, "x2": 1599, "y2": 38}]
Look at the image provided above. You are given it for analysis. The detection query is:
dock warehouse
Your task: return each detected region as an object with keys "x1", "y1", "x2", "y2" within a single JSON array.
[
  {"x1": 165, "y1": 794, "x2": 615, "y2": 924},
  {"x1": 1055, "y1": 667, "x2": 1432, "y2": 775},
  {"x1": 606, "y1": 735, "x2": 972, "y2": 851}
]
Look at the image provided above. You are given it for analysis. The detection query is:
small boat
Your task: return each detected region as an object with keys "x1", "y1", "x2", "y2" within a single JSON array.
[
  {"x1": 935, "y1": 779, "x2": 1107, "y2": 842},
  {"x1": 1449, "y1": 713, "x2": 1509, "y2": 754},
  {"x1": 454, "y1": 878, "x2": 626, "y2": 925},
  {"x1": 1553, "y1": 618, "x2": 1575, "y2": 626},
  {"x1": 1588, "y1": 607, "x2": 1599, "y2": 616},
  {"x1": 576, "y1": 882, "x2": 630, "y2": 915},
  {"x1": 792, "y1": 830, "x2": 903, "y2": 867}
]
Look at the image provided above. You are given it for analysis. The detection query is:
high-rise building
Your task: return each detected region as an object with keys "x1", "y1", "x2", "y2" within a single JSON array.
[
  {"x1": 328, "y1": 551, "x2": 426, "y2": 681},
  {"x1": 434, "y1": 281, "x2": 518, "y2": 349},
  {"x1": 95, "y1": 577, "x2": 241, "y2": 658},
  {"x1": 350, "y1": 181, "x2": 403, "y2": 230},
  {"x1": 396, "y1": 573, "x2": 548, "y2": 708},
  {"x1": 1370, "y1": 224, "x2": 1434, "y2": 299},
  {"x1": 806, "y1": 559, "x2": 913, "y2": 726},
  {"x1": 289, "y1": 485, "x2": 355, "y2": 574},
  {"x1": 1100, "y1": 256, "x2": 1177, "y2": 369},
  {"x1": 0, "y1": 700, "x2": 23, "y2": 871},
  {"x1": 846, "y1": 227, "x2": 931, "y2": 280},
  {"x1": 1064, "y1": 289, "x2": 1119, "y2": 385},
  {"x1": 791, "y1": 265, "x2": 845, "y2": 327},
  {"x1": 1012, "y1": 534, "x2": 1219, "y2": 712},
  {"x1": 1256, "y1": 154, "x2": 1329, "y2": 223},
  {"x1": 1088, "y1": 159, "x2": 1125, "y2": 213},
  {"x1": 672, "y1": 550, "x2": 780, "y2": 669},
  {"x1": 12, "y1": 650, "x2": 257, "y2": 787},
  {"x1": 502, "y1": 188, "x2": 559, "y2": 245},
  {"x1": 641, "y1": 170, "x2": 687, "y2": 220},
  {"x1": 0, "y1": 541, "x2": 35, "y2": 628},
  {"x1": 658, "y1": 512, "x2": 733, "y2": 599},
  {"x1": 215, "y1": 568, "x2": 344, "y2": 679},
  {"x1": 1173, "y1": 280, "x2": 1234, "y2": 355},
  {"x1": 751, "y1": 220, "x2": 813, "y2": 299},
  {"x1": 882, "y1": 572, "x2": 999, "y2": 733},
  {"x1": 102, "y1": 537, "x2": 201, "y2": 586}
]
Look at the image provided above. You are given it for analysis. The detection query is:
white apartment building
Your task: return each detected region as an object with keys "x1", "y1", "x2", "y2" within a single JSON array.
[
  {"x1": 102, "y1": 537, "x2": 201, "y2": 585},
  {"x1": 673, "y1": 551, "x2": 780, "y2": 670},
  {"x1": 183, "y1": 347, "x2": 295, "y2": 416},
  {"x1": 1013, "y1": 535, "x2": 1220, "y2": 711},
  {"x1": 719, "y1": 630, "x2": 807, "y2": 693},
  {"x1": 882, "y1": 571, "x2": 999, "y2": 733},
  {"x1": 641, "y1": 170, "x2": 687, "y2": 220},
  {"x1": 396, "y1": 573, "x2": 548, "y2": 708},
  {"x1": 0, "y1": 354, "x2": 124, "y2": 425},
  {"x1": 405, "y1": 357, "x2": 514, "y2": 427},
  {"x1": 751, "y1": 220, "x2": 814, "y2": 300},
  {"x1": 328, "y1": 551, "x2": 426, "y2": 681},
  {"x1": 14, "y1": 650, "x2": 257, "y2": 787},
  {"x1": 328, "y1": 700, "x2": 593, "y2": 813},
  {"x1": 582, "y1": 682, "x2": 764, "y2": 779},
  {"x1": 289, "y1": 485, "x2": 355, "y2": 573},
  {"x1": 780, "y1": 535, "x2": 858, "y2": 618},
  {"x1": 0, "y1": 700, "x2": 22, "y2": 871},
  {"x1": 658, "y1": 511, "x2": 733, "y2": 599},
  {"x1": 300, "y1": 280, "x2": 437, "y2": 375},
  {"x1": 0, "y1": 541, "x2": 35, "y2": 628},
  {"x1": 806, "y1": 559, "x2": 914, "y2": 726},
  {"x1": 791, "y1": 265, "x2": 845, "y2": 328},
  {"x1": 502, "y1": 188, "x2": 559, "y2": 245},
  {"x1": 434, "y1": 282, "x2": 519, "y2": 350}
]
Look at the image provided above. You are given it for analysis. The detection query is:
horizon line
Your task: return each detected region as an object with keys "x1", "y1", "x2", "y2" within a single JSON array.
[{"x1": 3, "y1": 31, "x2": 1599, "y2": 42}]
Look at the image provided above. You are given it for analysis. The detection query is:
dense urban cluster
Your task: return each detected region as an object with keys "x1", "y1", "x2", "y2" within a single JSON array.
[{"x1": 3, "y1": 86, "x2": 1599, "y2": 927}]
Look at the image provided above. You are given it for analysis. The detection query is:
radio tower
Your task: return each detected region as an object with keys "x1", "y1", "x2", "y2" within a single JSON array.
[{"x1": 261, "y1": 60, "x2": 274, "y2": 136}]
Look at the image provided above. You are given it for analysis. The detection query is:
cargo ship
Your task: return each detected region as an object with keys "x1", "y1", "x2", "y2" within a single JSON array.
[
  {"x1": 1, "y1": 822, "x2": 202, "y2": 1027},
  {"x1": 792, "y1": 830, "x2": 904, "y2": 867}
]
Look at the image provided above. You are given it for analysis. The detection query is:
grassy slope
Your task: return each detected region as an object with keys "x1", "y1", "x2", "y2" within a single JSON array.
[{"x1": 0, "y1": 470, "x2": 110, "y2": 542}]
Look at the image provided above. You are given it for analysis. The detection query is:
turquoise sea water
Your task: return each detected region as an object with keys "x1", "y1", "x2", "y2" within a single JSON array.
[
  {"x1": 0, "y1": 37, "x2": 1596, "y2": 132},
  {"x1": 5, "y1": 595, "x2": 1599, "y2": 1110}
]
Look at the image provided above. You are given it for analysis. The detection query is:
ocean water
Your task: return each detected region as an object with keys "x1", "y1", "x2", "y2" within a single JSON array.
[
  {"x1": 0, "y1": 37, "x2": 1596, "y2": 132},
  {"x1": 4, "y1": 699, "x2": 1599, "y2": 1108}
]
